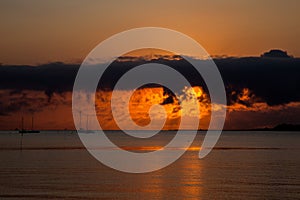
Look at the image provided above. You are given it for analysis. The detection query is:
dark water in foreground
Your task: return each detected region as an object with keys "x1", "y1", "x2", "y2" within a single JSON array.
[{"x1": 0, "y1": 131, "x2": 299, "y2": 199}]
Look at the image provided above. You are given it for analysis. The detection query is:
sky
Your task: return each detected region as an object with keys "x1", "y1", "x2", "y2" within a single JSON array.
[
  {"x1": 1, "y1": 0, "x2": 300, "y2": 65},
  {"x1": 0, "y1": 1, "x2": 300, "y2": 130},
  {"x1": 0, "y1": 57, "x2": 300, "y2": 130}
]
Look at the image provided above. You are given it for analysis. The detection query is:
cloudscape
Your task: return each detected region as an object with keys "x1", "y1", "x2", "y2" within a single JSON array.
[{"x1": 1, "y1": 51, "x2": 299, "y2": 130}]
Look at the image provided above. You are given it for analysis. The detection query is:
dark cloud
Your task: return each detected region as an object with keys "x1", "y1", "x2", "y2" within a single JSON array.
[
  {"x1": 215, "y1": 57, "x2": 300, "y2": 105},
  {"x1": 99, "y1": 56, "x2": 300, "y2": 106},
  {"x1": 0, "y1": 56, "x2": 299, "y2": 108},
  {"x1": 0, "y1": 62, "x2": 78, "y2": 101}
]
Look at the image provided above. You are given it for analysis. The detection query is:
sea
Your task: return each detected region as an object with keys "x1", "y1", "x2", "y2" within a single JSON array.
[{"x1": 0, "y1": 131, "x2": 299, "y2": 199}]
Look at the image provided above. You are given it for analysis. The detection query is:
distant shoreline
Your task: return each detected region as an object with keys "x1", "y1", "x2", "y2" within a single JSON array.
[{"x1": 1, "y1": 124, "x2": 300, "y2": 132}]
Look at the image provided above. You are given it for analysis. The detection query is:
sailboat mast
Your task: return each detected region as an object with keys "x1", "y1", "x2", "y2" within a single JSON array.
[
  {"x1": 21, "y1": 116, "x2": 24, "y2": 131},
  {"x1": 31, "y1": 115, "x2": 34, "y2": 130},
  {"x1": 86, "y1": 115, "x2": 89, "y2": 130},
  {"x1": 79, "y1": 111, "x2": 82, "y2": 129}
]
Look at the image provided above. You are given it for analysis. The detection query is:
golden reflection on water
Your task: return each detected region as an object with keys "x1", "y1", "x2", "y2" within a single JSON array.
[
  {"x1": 119, "y1": 146, "x2": 201, "y2": 151},
  {"x1": 131, "y1": 151, "x2": 203, "y2": 199},
  {"x1": 179, "y1": 153, "x2": 203, "y2": 199},
  {"x1": 1, "y1": 132, "x2": 299, "y2": 199}
]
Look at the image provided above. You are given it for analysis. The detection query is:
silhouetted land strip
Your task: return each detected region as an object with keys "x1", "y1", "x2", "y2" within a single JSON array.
[
  {"x1": 223, "y1": 124, "x2": 300, "y2": 132},
  {"x1": 3, "y1": 123, "x2": 300, "y2": 132},
  {"x1": 265, "y1": 123, "x2": 300, "y2": 131}
]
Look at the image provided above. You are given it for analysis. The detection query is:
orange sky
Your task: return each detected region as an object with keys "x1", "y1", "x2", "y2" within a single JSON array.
[
  {"x1": 1, "y1": 86, "x2": 300, "y2": 130},
  {"x1": 0, "y1": 1, "x2": 300, "y2": 130},
  {"x1": 1, "y1": 0, "x2": 300, "y2": 64}
]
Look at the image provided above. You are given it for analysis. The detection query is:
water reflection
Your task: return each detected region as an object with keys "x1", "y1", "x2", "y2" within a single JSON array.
[{"x1": 0, "y1": 131, "x2": 299, "y2": 199}]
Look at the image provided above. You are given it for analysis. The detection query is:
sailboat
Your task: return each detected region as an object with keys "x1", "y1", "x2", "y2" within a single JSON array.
[
  {"x1": 75, "y1": 110, "x2": 94, "y2": 133},
  {"x1": 79, "y1": 113, "x2": 94, "y2": 134},
  {"x1": 19, "y1": 115, "x2": 40, "y2": 133}
]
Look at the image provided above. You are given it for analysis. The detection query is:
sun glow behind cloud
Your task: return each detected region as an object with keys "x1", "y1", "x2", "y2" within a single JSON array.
[
  {"x1": 0, "y1": 86, "x2": 300, "y2": 130},
  {"x1": 93, "y1": 86, "x2": 211, "y2": 130},
  {"x1": 0, "y1": 51, "x2": 300, "y2": 130}
]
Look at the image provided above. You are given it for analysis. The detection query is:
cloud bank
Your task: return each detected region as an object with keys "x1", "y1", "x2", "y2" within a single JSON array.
[{"x1": 0, "y1": 55, "x2": 300, "y2": 129}]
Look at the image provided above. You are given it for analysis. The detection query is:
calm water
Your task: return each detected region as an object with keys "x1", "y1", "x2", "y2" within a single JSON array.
[{"x1": 0, "y1": 131, "x2": 299, "y2": 199}]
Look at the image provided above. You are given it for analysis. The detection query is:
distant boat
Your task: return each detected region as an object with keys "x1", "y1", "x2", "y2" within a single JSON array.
[
  {"x1": 19, "y1": 130, "x2": 40, "y2": 133},
  {"x1": 78, "y1": 114, "x2": 94, "y2": 134},
  {"x1": 79, "y1": 129, "x2": 95, "y2": 134},
  {"x1": 19, "y1": 115, "x2": 40, "y2": 134}
]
